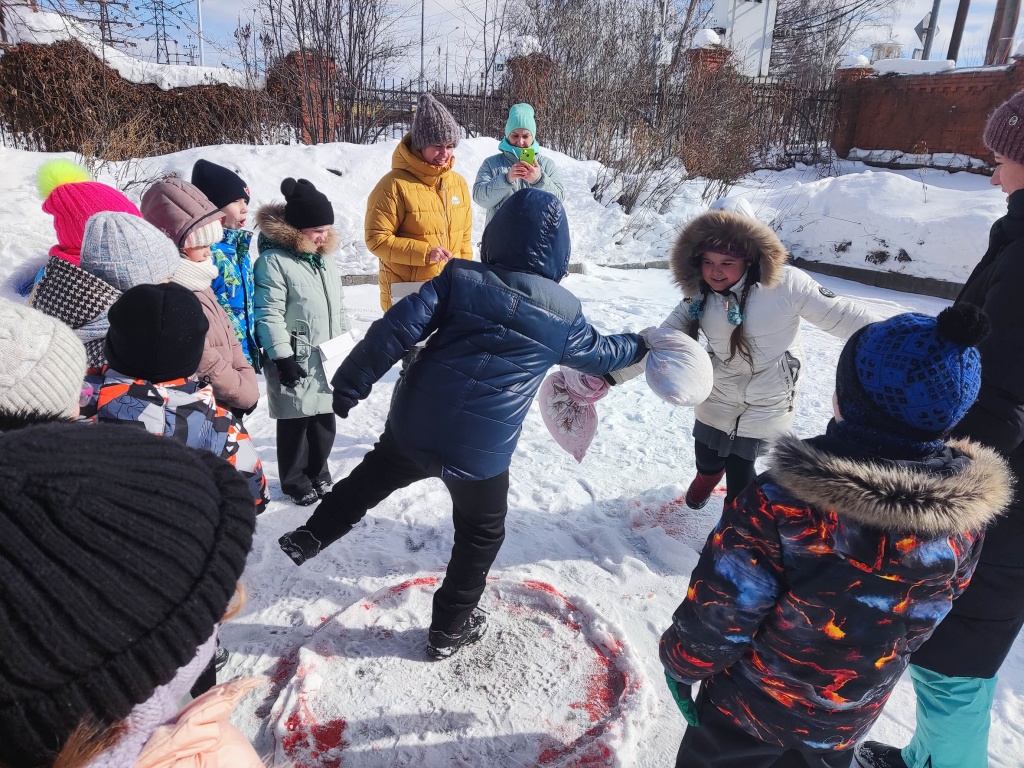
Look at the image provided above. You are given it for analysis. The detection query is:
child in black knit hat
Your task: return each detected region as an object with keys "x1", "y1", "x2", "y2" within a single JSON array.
[
  {"x1": 253, "y1": 178, "x2": 350, "y2": 506},
  {"x1": 81, "y1": 282, "x2": 269, "y2": 516},
  {"x1": 191, "y1": 159, "x2": 260, "y2": 371},
  {"x1": 0, "y1": 422, "x2": 261, "y2": 768}
]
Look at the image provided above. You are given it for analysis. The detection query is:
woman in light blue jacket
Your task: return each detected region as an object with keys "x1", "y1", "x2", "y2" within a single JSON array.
[{"x1": 473, "y1": 103, "x2": 565, "y2": 227}]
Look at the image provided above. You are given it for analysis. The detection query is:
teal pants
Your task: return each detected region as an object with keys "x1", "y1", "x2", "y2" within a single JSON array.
[{"x1": 901, "y1": 665, "x2": 997, "y2": 768}]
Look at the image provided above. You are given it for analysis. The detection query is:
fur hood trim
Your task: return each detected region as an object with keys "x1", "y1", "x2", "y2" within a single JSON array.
[
  {"x1": 255, "y1": 203, "x2": 339, "y2": 257},
  {"x1": 769, "y1": 434, "x2": 1011, "y2": 536},
  {"x1": 671, "y1": 210, "x2": 788, "y2": 295}
]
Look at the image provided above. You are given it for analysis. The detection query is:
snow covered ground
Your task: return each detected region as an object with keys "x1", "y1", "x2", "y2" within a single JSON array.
[
  {"x1": 229, "y1": 272, "x2": 1024, "y2": 767},
  {"x1": 1, "y1": 140, "x2": 1021, "y2": 766}
]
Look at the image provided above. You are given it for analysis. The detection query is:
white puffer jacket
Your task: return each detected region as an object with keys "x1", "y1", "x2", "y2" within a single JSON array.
[{"x1": 664, "y1": 211, "x2": 883, "y2": 440}]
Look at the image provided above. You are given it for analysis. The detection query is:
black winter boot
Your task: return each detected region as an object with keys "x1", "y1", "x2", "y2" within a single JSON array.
[
  {"x1": 278, "y1": 527, "x2": 323, "y2": 565},
  {"x1": 427, "y1": 608, "x2": 488, "y2": 659},
  {"x1": 854, "y1": 741, "x2": 909, "y2": 768}
]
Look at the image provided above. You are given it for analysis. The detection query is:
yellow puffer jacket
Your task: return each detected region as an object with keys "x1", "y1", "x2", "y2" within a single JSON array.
[{"x1": 365, "y1": 133, "x2": 473, "y2": 309}]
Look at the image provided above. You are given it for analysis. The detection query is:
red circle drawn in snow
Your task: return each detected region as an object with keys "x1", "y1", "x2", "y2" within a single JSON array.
[{"x1": 275, "y1": 576, "x2": 638, "y2": 768}]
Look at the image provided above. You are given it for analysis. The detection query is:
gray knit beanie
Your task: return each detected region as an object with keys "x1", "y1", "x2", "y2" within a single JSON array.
[
  {"x1": 80, "y1": 212, "x2": 181, "y2": 291},
  {"x1": 0, "y1": 298, "x2": 88, "y2": 420},
  {"x1": 985, "y1": 91, "x2": 1024, "y2": 164},
  {"x1": 411, "y1": 93, "x2": 461, "y2": 151}
]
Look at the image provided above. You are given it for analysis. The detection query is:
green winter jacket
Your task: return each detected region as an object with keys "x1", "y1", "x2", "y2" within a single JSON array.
[{"x1": 253, "y1": 204, "x2": 350, "y2": 419}]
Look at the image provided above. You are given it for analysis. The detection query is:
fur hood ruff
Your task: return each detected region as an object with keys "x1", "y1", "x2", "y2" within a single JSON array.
[
  {"x1": 255, "y1": 203, "x2": 339, "y2": 257},
  {"x1": 770, "y1": 434, "x2": 1011, "y2": 537},
  {"x1": 671, "y1": 210, "x2": 789, "y2": 295}
]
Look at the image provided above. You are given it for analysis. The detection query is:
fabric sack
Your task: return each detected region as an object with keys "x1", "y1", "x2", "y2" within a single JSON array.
[
  {"x1": 539, "y1": 368, "x2": 610, "y2": 462},
  {"x1": 644, "y1": 327, "x2": 714, "y2": 407}
]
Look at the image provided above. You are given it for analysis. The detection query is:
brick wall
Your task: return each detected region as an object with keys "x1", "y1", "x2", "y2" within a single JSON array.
[{"x1": 832, "y1": 61, "x2": 1024, "y2": 165}]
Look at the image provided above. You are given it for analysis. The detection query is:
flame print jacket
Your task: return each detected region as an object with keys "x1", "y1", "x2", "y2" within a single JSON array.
[
  {"x1": 81, "y1": 368, "x2": 268, "y2": 514},
  {"x1": 660, "y1": 431, "x2": 1010, "y2": 751}
]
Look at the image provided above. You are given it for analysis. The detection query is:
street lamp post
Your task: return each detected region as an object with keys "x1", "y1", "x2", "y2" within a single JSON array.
[
  {"x1": 419, "y1": 0, "x2": 425, "y2": 91},
  {"x1": 445, "y1": 26, "x2": 460, "y2": 86},
  {"x1": 196, "y1": 0, "x2": 205, "y2": 66}
]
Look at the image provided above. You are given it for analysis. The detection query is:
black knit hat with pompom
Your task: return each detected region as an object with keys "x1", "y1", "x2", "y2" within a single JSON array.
[
  {"x1": 836, "y1": 303, "x2": 990, "y2": 438},
  {"x1": 0, "y1": 423, "x2": 256, "y2": 768},
  {"x1": 281, "y1": 177, "x2": 333, "y2": 230}
]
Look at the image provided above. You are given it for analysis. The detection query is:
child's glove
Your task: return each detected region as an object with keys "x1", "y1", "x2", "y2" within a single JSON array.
[
  {"x1": 333, "y1": 390, "x2": 358, "y2": 419},
  {"x1": 274, "y1": 355, "x2": 306, "y2": 388},
  {"x1": 665, "y1": 672, "x2": 700, "y2": 727}
]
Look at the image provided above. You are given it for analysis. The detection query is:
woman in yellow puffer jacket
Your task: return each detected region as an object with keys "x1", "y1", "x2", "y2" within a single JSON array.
[{"x1": 365, "y1": 93, "x2": 473, "y2": 311}]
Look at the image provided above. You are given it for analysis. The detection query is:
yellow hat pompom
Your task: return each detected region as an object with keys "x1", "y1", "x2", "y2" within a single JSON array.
[{"x1": 36, "y1": 160, "x2": 93, "y2": 200}]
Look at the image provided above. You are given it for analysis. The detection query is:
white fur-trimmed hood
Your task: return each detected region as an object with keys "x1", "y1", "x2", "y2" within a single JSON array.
[
  {"x1": 769, "y1": 434, "x2": 1011, "y2": 536},
  {"x1": 671, "y1": 210, "x2": 788, "y2": 295}
]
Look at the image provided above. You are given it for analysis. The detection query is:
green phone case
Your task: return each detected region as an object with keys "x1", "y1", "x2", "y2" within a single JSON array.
[{"x1": 520, "y1": 147, "x2": 536, "y2": 164}]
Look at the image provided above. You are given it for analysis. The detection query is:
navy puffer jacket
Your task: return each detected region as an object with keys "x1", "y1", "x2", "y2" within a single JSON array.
[{"x1": 332, "y1": 189, "x2": 647, "y2": 480}]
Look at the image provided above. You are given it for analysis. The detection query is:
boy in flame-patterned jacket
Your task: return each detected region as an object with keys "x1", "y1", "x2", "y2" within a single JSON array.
[
  {"x1": 660, "y1": 304, "x2": 1010, "y2": 768},
  {"x1": 80, "y1": 283, "x2": 268, "y2": 515}
]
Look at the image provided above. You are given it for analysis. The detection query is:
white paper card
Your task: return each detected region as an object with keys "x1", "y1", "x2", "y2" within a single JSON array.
[
  {"x1": 390, "y1": 281, "x2": 425, "y2": 303},
  {"x1": 319, "y1": 328, "x2": 364, "y2": 382}
]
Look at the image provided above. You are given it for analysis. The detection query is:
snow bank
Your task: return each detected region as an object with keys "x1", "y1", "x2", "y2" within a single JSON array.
[
  {"x1": 839, "y1": 53, "x2": 870, "y2": 68},
  {"x1": 0, "y1": 138, "x2": 1005, "y2": 298},
  {"x1": 2, "y1": 5, "x2": 255, "y2": 90},
  {"x1": 690, "y1": 29, "x2": 722, "y2": 49}
]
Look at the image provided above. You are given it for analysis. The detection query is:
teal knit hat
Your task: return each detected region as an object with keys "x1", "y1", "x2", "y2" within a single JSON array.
[{"x1": 505, "y1": 103, "x2": 537, "y2": 139}]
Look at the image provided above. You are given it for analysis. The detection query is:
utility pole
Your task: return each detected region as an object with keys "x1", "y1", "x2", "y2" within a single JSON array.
[
  {"x1": 419, "y1": 0, "x2": 424, "y2": 91},
  {"x1": 922, "y1": 0, "x2": 942, "y2": 58},
  {"x1": 947, "y1": 0, "x2": 971, "y2": 60},
  {"x1": 986, "y1": 0, "x2": 1022, "y2": 64},
  {"x1": 196, "y1": 0, "x2": 204, "y2": 65}
]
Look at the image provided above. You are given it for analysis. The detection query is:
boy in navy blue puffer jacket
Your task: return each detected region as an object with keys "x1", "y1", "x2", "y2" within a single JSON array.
[{"x1": 279, "y1": 189, "x2": 648, "y2": 659}]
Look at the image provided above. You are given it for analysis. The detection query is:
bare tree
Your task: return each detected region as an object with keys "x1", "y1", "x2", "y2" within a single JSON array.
[
  {"x1": 771, "y1": 0, "x2": 903, "y2": 88},
  {"x1": 255, "y1": 0, "x2": 409, "y2": 143}
]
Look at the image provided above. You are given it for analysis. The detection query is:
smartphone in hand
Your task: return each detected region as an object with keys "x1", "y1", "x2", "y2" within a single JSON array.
[{"x1": 519, "y1": 146, "x2": 536, "y2": 164}]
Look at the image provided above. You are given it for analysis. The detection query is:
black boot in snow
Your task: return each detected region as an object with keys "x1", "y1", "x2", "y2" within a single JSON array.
[
  {"x1": 854, "y1": 742, "x2": 909, "y2": 768},
  {"x1": 278, "y1": 527, "x2": 323, "y2": 566},
  {"x1": 426, "y1": 608, "x2": 488, "y2": 660}
]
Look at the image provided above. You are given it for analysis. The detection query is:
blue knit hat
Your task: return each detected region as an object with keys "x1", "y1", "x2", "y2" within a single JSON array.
[
  {"x1": 505, "y1": 103, "x2": 537, "y2": 139},
  {"x1": 835, "y1": 304, "x2": 988, "y2": 439}
]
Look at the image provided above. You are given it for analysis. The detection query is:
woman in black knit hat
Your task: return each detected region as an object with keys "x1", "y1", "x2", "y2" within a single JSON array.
[{"x1": 0, "y1": 423, "x2": 260, "y2": 768}]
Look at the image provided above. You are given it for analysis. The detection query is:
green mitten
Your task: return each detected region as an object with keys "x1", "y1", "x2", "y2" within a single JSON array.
[{"x1": 665, "y1": 672, "x2": 700, "y2": 727}]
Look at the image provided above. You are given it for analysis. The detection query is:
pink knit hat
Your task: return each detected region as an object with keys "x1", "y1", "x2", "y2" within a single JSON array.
[
  {"x1": 984, "y1": 91, "x2": 1024, "y2": 164},
  {"x1": 37, "y1": 161, "x2": 141, "y2": 267}
]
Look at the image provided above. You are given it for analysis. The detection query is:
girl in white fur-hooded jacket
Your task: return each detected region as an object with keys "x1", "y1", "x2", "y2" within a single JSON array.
[{"x1": 661, "y1": 209, "x2": 883, "y2": 507}]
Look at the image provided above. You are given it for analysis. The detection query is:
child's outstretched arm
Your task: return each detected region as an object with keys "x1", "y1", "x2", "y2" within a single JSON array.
[
  {"x1": 790, "y1": 269, "x2": 884, "y2": 338},
  {"x1": 559, "y1": 309, "x2": 648, "y2": 376},
  {"x1": 330, "y1": 272, "x2": 450, "y2": 416},
  {"x1": 660, "y1": 482, "x2": 784, "y2": 684}
]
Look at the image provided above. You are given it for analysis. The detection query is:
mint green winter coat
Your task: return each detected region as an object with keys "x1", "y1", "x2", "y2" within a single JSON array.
[
  {"x1": 473, "y1": 150, "x2": 565, "y2": 227},
  {"x1": 253, "y1": 204, "x2": 349, "y2": 420}
]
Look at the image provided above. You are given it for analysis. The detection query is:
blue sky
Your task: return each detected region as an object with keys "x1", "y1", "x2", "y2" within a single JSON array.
[{"x1": 184, "y1": 0, "x2": 1009, "y2": 76}]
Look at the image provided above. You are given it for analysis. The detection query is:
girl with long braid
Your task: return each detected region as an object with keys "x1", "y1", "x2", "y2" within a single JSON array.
[{"x1": 654, "y1": 208, "x2": 882, "y2": 506}]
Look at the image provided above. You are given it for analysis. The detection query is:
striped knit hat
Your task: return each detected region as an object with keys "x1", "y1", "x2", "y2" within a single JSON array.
[
  {"x1": 0, "y1": 298, "x2": 88, "y2": 421},
  {"x1": 0, "y1": 423, "x2": 256, "y2": 767}
]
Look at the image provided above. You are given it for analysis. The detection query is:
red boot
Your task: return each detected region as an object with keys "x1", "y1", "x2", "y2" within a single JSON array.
[{"x1": 684, "y1": 470, "x2": 725, "y2": 509}]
